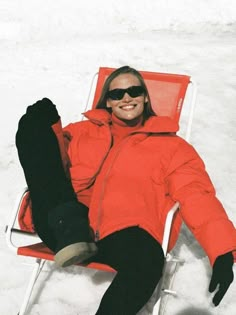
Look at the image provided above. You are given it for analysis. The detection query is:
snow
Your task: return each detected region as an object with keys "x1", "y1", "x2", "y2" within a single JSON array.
[{"x1": 1, "y1": 0, "x2": 236, "y2": 314}]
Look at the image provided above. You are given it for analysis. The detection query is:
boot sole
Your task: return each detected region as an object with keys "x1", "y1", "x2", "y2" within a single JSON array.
[{"x1": 54, "y1": 242, "x2": 98, "y2": 268}]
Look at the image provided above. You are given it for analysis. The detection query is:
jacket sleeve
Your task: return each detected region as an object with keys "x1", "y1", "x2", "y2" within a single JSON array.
[{"x1": 166, "y1": 139, "x2": 236, "y2": 265}]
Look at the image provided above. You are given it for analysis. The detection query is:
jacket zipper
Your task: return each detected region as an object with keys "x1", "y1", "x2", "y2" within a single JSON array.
[{"x1": 94, "y1": 136, "x2": 132, "y2": 241}]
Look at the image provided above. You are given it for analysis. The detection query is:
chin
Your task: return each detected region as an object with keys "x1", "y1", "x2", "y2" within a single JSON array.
[{"x1": 121, "y1": 115, "x2": 136, "y2": 120}]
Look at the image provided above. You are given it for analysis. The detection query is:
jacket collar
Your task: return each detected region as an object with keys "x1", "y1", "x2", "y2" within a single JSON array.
[
  {"x1": 83, "y1": 109, "x2": 179, "y2": 133},
  {"x1": 83, "y1": 109, "x2": 111, "y2": 125}
]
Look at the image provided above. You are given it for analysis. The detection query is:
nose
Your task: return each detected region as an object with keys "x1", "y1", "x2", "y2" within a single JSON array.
[{"x1": 122, "y1": 92, "x2": 132, "y2": 102}]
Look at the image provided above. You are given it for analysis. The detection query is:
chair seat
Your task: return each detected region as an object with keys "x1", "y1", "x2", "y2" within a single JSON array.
[{"x1": 17, "y1": 242, "x2": 116, "y2": 272}]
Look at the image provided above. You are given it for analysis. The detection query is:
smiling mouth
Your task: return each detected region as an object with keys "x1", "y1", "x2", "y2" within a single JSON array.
[{"x1": 119, "y1": 104, "x2": 137, "y2": 110}]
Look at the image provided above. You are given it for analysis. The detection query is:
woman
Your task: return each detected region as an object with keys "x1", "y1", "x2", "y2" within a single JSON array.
[{"x1": 16, "y1": 66, "x2": 235, "y2": 314}]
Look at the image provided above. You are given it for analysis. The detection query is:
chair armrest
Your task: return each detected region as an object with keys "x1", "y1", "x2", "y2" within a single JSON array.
[
  {"x1": 162, "y1": 202, "x2": 180, "y2": 256},
  {"x1": 5, "y1": 187, "x2": 38, "y2": 253}
]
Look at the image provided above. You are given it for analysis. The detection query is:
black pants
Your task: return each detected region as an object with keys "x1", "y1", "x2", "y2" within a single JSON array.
[
  {"x1": 16, "y1": 117, "x2": 164, "y2": 315},
  {"x1": 16, "y1": 114, "x2": 78, "y2": 251},
  {"x1": 94, "y1": 227, "x2": 164, "y2": 315}
]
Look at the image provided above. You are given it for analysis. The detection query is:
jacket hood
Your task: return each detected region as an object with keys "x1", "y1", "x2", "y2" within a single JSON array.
[{"x1": 83, "y1": 109, "x2": 179, "y2": 133}]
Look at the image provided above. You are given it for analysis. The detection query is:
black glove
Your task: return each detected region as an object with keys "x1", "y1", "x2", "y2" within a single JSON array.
[
  {"x1": 18, "y1": 97, "x2": 60, "y2": 130},
  {"x1": 209, "y1": 251, "x2": 234, "y2": 306}
]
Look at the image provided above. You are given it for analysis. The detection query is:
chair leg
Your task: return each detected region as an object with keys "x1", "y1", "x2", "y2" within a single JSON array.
[
  {"x1": 152, "y1": 276, "x2": 164, "y2": 315},
  {"x1": 152, "y1": 254, "x2": 185, "y2": 315},
  {"x1": 18, "y1": 258, "x2": 46, "y2": 315}
]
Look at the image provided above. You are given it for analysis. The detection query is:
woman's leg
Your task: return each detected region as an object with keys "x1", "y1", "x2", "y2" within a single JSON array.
[
  {"x1": 93, "y1": 227, "x2": 164, "y2": 315},
  {"x1": 15, "y1": 100, "x2": 97, "y2": 266},
  {"x1": 16, "y1": 115, "x2": 76, "y2": 250}
]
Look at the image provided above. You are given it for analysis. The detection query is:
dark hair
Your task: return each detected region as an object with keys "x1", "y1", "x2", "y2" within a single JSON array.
[{"x1": 95, "y1": 66, "x2": 156, "y2": 121}]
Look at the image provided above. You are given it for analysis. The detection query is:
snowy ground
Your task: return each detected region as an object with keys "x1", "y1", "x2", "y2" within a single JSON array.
[{"x1": 1, "y1": 1, "x2": 236, "y2": 314}]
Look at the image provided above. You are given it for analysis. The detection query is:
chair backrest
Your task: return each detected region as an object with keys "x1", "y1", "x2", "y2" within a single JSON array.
[{"x1": 91, "y1": 67, "x2": 191, "y2": 123}]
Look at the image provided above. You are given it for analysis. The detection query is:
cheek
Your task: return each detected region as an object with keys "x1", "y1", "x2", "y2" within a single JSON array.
[
  {"x1": 107, "y1": 100, "x2": 118, "y2": 108},
  {"x1": 137, "y1": 98, "x2": 145, "y2": 109},
  {"x1": 107, "y1": 101, "x2": 121, "y2": 112}
]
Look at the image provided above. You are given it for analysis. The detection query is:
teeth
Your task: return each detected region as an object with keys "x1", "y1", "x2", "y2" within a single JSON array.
[{"x1": 121, "y1": 105, "x2": 135, "y2": 109}]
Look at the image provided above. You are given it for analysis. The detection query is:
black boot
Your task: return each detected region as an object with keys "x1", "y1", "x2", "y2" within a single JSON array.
[{"x1": 48, "y1": 200, "x2": 97, "y2": 267}]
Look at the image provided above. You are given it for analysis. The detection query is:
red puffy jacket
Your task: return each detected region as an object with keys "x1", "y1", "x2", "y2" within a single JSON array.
[{"x1": 52, "y1": 109, "x2": 236, "y2": 265}]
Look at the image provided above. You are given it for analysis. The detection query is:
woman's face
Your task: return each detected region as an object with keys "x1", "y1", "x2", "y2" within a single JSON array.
[{"x1": 106, "y1": 73, "x2": 148, "y2": 121}]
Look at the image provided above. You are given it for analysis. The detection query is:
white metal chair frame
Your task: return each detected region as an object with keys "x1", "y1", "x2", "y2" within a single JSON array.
[{"x1": 5, "y1": 71, "x2": 197, "y2": 315}]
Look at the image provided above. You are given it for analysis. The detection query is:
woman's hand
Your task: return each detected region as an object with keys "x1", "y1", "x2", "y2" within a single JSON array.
[{"x1": 209, "y1": 251, "x2": 234, "y2": 306}]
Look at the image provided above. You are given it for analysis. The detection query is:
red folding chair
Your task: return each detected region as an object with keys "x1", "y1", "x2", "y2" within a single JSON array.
[{"x1": 6, "y1": 67, "x2": 197, "y2": 315}]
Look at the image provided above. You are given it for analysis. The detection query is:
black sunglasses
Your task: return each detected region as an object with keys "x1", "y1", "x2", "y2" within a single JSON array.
[{"x1": 107, "y1": 86, "x2": 145, "y2": 100}]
